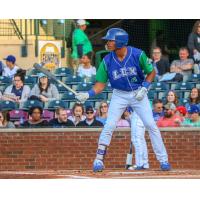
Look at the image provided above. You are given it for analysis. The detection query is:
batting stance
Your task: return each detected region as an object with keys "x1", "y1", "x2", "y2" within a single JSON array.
[{"x1": 76, "y1": 28, "x2": 171, "y2": 172}]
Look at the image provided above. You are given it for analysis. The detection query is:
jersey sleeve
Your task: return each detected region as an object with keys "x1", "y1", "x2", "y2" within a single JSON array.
[
  {"x1": 139, "y1": 51, "x2": 154, "y2": 74},
  {"x1": 95, "y1": 60, "x2": 108, "y2": 83}
]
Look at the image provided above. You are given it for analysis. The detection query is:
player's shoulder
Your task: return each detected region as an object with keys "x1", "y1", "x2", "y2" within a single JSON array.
[{"x1": 129, "y1": 46, "x2": 143, "y2": 55}]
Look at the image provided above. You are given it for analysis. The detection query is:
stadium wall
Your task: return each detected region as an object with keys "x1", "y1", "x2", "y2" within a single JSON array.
[{"x1": 0, "y1": 128, "x2": 200, "y2": 171}]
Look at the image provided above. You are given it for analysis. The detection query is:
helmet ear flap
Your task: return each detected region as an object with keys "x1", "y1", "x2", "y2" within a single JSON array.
[{"x1": 115, "y1": 34, "x2": 129, "y2": 48}]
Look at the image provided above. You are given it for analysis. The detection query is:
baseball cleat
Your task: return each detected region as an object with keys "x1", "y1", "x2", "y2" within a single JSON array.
[
  {"x1": 160, "y1": 162, "x2": 171, "y2": 171},
  {"x1": 93, "y1": 159, "x2": 104, "y2": 172},
  {"x1": 127, "y1": 165, "x2": 149, "y2": 170}
]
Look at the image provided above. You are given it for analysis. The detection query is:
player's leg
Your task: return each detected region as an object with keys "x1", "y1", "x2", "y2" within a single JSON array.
[
  {"x1": 93, "y1": 90, "x2": 128, "y2": 172},
  {"x1": 131, "y1": 94, "x2": 170, "y2": 170},
  {"x1": 130, "y1": 112, "x2": 149, "y2": 169}
]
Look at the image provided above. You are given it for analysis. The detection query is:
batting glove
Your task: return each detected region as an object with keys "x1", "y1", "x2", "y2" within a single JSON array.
[
  {"x1": 75, "y1": 92, "x2": 89, "y2": 104},
  {"x1": 135, "y1": 87, "x2": 148, "y2": 101}
]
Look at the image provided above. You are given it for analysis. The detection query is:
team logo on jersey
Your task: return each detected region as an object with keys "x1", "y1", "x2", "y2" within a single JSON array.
[{"x1": 112, "y1": 67, "x2": 138, "y2": 80}]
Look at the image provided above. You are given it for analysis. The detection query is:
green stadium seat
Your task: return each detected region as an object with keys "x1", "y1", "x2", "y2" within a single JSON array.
[
  {"x1": 24, "y1": 76, "x2": 37, "y2": 85},
  {"x1": 48, "y1": 100, "x2": 67, "y2": 110},
  {"x1": 0, "y1": 76, "x2": 12, "y2": 85},
  {"x1": 0, "y1": 100, "x2": 17, "y2": 111},
  {"x1": 54, "y1": 67, "x2": 73, "y2": 76},
  {"x1": 76, "y1": 83, "x2": 93, "y2": 91},
  {"x1": 22, "y1": 100, "x2": 44, "y2": 110}
]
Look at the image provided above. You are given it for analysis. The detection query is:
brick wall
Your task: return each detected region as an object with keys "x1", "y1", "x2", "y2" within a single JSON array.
[{"x1": 0, "y1": 128, "x2": 200, "y2": 170}]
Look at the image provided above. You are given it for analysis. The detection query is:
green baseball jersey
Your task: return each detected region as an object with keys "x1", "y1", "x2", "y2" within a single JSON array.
[{"x1": 71, "y1": 28, "x2": 93, "y2": 59}]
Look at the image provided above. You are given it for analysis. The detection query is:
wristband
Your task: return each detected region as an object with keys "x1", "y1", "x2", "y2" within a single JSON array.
[
  {"x1": 142, "y1": 81, "x2": 151, "y2": 89},
  {"x1": 88, "y1": 89, "x2": 96, "y2": 97}
]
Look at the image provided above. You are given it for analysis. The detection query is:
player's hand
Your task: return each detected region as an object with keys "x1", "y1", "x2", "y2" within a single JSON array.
[
  {"x1": 135, "y1": 87, "x2": 148, "y2": 101},
  {"x1": 75, "y1": 92, "x2": 89, "y2": 103}
]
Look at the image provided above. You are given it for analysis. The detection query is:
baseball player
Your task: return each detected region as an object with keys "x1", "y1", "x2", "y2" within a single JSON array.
[
  {"x1": 76, "y1": 28, "x2": 171, "y2": 172},
  {"x1": 130, "y1": 111, "x2": 149, "y2": 169}
]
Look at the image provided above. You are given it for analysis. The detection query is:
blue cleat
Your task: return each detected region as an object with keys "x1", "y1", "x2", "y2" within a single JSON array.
[
  {"x1": 93, "y1": 159, "x2": 104, "y2": 172},
  {"x1": 160, "y1": 162, "x2": 171, "y2": 171}
]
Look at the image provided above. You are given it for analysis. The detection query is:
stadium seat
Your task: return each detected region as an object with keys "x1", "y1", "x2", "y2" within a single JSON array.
[
  {"x1": 60, "y1": 92, "x2": 75, "y2": 101},
  {"x1": 150, "y1": 82, "x2": 169, "y2": 91},
  {"x1": 42, "y1": 109, "x2": 54, "y2": 121},
  {"x1": 104, "y1": 82, "x2": 112, "y2": 92},
  {"x1": 0, "y1": 76, "x2": 12, "y2": 85},
  {"x1": 175, "y1": 82, "x2": 194, "y2": 90},
  {"x1": 0, "y1": 84, "x2": 9, "y2": 93},
  {"x1": 84, "y1": 100, "x2": 95, "y2": 108},
  {"x1": 76, "y1": 83, "x2": 93, "y2": 91},
  {"x1": 56, "y1": 83, "x2": 71, "y2": 93},
  {"x1": 22, "y1": 100, "x2": 44, "y2": 110},
  {"x1": 54, "y1": 67, "x2": 73, "y2": 77},
  {"x1": 90, "y1": 93, "x2": 107, "y2": 101},
  {"x1": 63, "y1": 75, "x2": 83, "y2": 84},
  {"x1": 0, "y1": 100, "x2": 17, "y2": 111},
  {"x1": 48, "y1": 100, "x2": 68, "y2": 110},
  {"x1": 84, "y1": 75, "x2": 96, "y2": 83},
  {"x1": 187, "y1": 74, "x2": 200, "y2": 83},
  {"x1": 148, "y1": 90, "x2": 156, "y2": 100},
  {"x1": 9, "y1": 110, "x2": 28, "y2": 122},
  {"x1": 26, "y1": 68, "x2": 40, "y2": 77},
  {"x1": 179, "y1": 98, "x2": 189, "y2": 106},
  {"x1": 24, "y1": 76, "x2": 37, "y2": 85}
]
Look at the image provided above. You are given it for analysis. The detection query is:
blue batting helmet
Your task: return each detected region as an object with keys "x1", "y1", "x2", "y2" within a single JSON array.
[{"x1": 102, "y1": 28, "x2": 129, "y2": 48}]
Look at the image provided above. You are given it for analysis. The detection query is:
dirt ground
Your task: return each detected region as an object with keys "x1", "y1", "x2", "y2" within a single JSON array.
[{"x1": 0, "y1": 169, "x2": 200, "y2": 179}]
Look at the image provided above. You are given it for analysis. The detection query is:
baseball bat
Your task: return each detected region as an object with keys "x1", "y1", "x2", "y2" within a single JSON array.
[
  {"x1": 33, "y1": 63, "x2": 78, "y2": 95},
  {"x1": 125, "y1": 141, "x2": 133, "y2": 169}
]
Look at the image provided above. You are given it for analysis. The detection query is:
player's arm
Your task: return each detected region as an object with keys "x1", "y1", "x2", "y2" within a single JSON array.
[
  {"x1": 139, "y1": 51, "x2": 155, "y2": 88},
  {"x1": 76, "y1": 60, "x2": 108, "y2": 102},
  {"x1": 135, "y1": 52, "x2": 155, "y2": 101}
]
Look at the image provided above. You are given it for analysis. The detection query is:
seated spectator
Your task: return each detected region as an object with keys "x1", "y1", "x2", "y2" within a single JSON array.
[
  {"x1": 151, "y1": 47, "x2": 169, "y2": 79},
  {"x1": 165, "y1": 90, "x2": 179, "y2": 106},
  {"x1": 96, "y1": 101, "x2": 108, "y2": 125},
  {"x1": 157, "y1": 103, "x2": 183, "y2": 127},
  {"x1": 176, "y1": 106, "x2": 187, "y2": 118},
  {"x1": 77, "y1": 105, "x2": 103, "y2": 127},
  {"x1": 0, "y1": 110, "x2": 15, "y2": 128},
  {"x1": 77, "y1": 53, "x2": 96, "y2": 78},
  {"x1": 117, "y1": 111, "x2": 130, "y2": 128},
  {"x1": 2, "y1": 55, "x2": 19, "y2": 78},
  {"x1": 152, "y1": 99, "x2": 164, "y2": 122},
  {"x1": 187, "y1": 20, "x2": 200, "y2": 61},
  {"x1": 0, "y1": 60, "x2": 6, "y2": 76},
  {"x1": 185, "y1": 87, "x2": 200, "y2": 111},
  {"x1": 30, "y1": 73, "x2": 59, "y2": 102},
  {"x1": 49, "y1": 107, "x2": 74, "y2": 128},
  {"x1": 2, "y1": 69, "x2": 30, "y2": 107},
  {"x1": 170, "y1": 47, "x2": 194, "y2": 77},
  {"x1": 181, "y1": 105, "x2": 200, "y2": 127},
  {"x1": 68, "y1": 103, "x2": 86, "y2": 126},
  {"x1": 21, "y1": 106, "x2": 48, "y2": 128}
]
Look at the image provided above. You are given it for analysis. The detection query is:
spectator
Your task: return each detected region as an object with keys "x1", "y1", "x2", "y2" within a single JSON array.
[
  {"x1": 30, "y1": 73, "x2": 59, "y2": 102},
  {"x1": 116, "y1": 111, "x2": 130, "y2": 128},
  {"x1": 0, "y1": 60, "x2": 6, "y2": 76},
  {"x1": 152, "y1": 99, "x2": 164, "y2": 122},
  {"x1": 68, "y1": 103, "x2": 86, "y2": 126},
  {"x1": 157, "y1": 103, "x2": 183, "y2": 127},
  {"x1": 77, "y1": 105, "x2": 103, "y2": 127},
  {"x1": 2, "y1": 69, "x2": 30, "y2": 107},
  {"x1": 77, "y1": 53, "x2": 96, "y2": 78},
  {"x1": 166, "y1": 90, "x2": 179, "y2": 106},
  {"x1": 176, "y1": 106, "x2": 187, "y2": 118},
  {"x1": 181, "y1": 105, "x2": 200, "y2": 127},
  {"x1": 151, "y1": 47, "x2": 169, "y2": 79},
  {"x1": 49, "y1": 107, "x2": 74, "y2": 128},
  {"x1": 96, "y1": 101, "x2": 108, "y2": 125},
  {"x1": 21, "y1": 106, "x2": 48, "y2": 128},
  {"x1": 71, "y1": 19, "x2": 93, "y2": 72},
  {"x1": 0, "y1": 110, "x2": 15, "y2": 128},
  {"x1": 187, "y1": 20, "x2": 200, "y2": 60},
  {"x1": 2, "y1": 55, "x2": 19, "y2": 78},
  {"x1": 170, "y1": 47, "x2": 194, "y2": 77},
  {"x1": 150, "y1": 30, "x2": 169, "y2": 61},
  {"x1": 185, "y1": 87, "x2": 200, "y2": 111}
]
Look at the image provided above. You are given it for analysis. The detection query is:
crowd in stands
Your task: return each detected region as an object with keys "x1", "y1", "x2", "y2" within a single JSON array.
[{"x1": 0, "y1": 20, "x2": 200, "y2": 129}]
